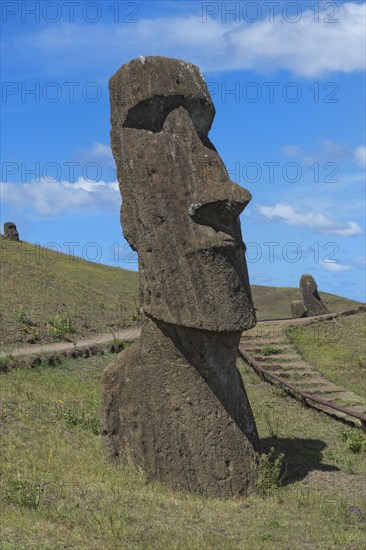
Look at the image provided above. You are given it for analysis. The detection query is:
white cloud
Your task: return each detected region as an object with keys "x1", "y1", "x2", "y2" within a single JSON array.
[
  {"x1": 282, "y1": 141, "x2": 366, "y2": 168},
  {"x1": 257, "y1": 203, "x2": 363, "y2": 237},
  {"x1": 280, "y1": 145, "x2": 316, "y2": 166},
  {"x1": 223, "y1": 1, "x2": 365, "y2": 77},
  {"x1": 12, "y1": 2, "x2": 366, "y2": 77},
  {"x1": 281, "y1": 146, "x2": 301, "y2": 158},
  {"x1": 77, "y1": 142, "x2": 114, "y2": 166},
  {"x1": 327, "y1": 222, "x2": 364, "y2": 237},
  {"x1": 320, "y1": 260, "x2": 353, "y2": 272},
  {"x1": 322, "y1": 140, "x2": 353, "y2": 161},
  {"x1": 0, "y1": 178, "x2": 119, "y2": 217},
  {"x1": 354, "y1": 145, "x2": 366, "y2": 167}
]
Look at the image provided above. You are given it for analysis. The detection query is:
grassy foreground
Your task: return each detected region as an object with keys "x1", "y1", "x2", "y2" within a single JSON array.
[
  {"x1": 1, "y1": 240, "x2": 362, "y2": 347},
  {"x1": 1, "y1": 353, "x2": 365, "y2": 549},
  {"x1": 288, "y1": 312, "x2": 366, "y2": 399}
]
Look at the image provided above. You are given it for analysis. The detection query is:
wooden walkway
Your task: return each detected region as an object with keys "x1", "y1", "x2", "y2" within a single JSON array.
[{"x1": 240, "y1": 315, "x2": 366, "y2": 429}]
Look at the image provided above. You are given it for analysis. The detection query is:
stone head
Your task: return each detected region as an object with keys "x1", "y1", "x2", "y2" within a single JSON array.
[
  {"x1": 301, "y1": 274, "x2": 319, "y2": 298},
  {"x1": 109, "y1": 56, "x2": 256, "y2": 332},
  {"x1": 4, "y1": 222, "x2": 19, "y2": 241}
]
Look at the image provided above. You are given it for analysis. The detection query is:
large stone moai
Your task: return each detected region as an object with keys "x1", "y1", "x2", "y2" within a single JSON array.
[
  {"x1": 291, "y1": 300, "x2": 307, "y2": 319},
  {"x1": 3, "y1": 222, "x2": 19, "y2": 241},
  {"x1": 101, "y1": 56, "x2": 260, "y2": 498},
  {"x1": 300, "y1": 274, "x2": 329, "y2": 316}
]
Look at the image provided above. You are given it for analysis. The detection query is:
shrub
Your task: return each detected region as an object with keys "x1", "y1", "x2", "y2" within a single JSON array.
[
  {"x1": 131, "y1": 299, "x2": 141, "y2": 324},
  {"x1": 3, "y1": 477, "x2": 43, "y2": 509},
  {"x1": 341, "y1": 429, "x2": 366, "y2": 454},
  {"x1": 47, "y1": 314, "x2": 74, "y2": 339},
  {"x1": 58, "y1": 407, "x2": 100, "y2": 435},
  {"x1": 14, "y1": 305, "x2": 32, "y2": 325},
  {"x1": 256, "y1": 447, "x2": 285, "y2": 495}
]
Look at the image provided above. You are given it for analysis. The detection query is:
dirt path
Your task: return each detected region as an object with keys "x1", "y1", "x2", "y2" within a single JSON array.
[
  {"x1": 0, "y1": 328, "x2": 141, "y2": 358},
  {"x1": 0, "y1": 309, "x2": 357, "y2": 358},
  {"x1": 2, "y1": 312, "x2": 365, "y2": 426}
]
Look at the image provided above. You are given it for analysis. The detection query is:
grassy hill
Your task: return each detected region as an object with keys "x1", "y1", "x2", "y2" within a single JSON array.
[
  {"x1": 1, "y1": 351, "x2": 365, "y2": 548},
  {"x1": 0, "y1": 239, "x2": 363, "y2": 347},
  {"x1": 288, "y1": 311, "x2": 366, "y2": 398},
  {"x1": 250, "y1": 285, "x2": 362, "y2": 321},
  {"x1": 0, "y1": 240, "x2": 139, "y2": 347}
]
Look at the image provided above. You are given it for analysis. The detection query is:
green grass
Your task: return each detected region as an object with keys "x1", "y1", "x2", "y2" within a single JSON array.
[
  {"x1": 262, "y1": 347, "x2": 282, "y2": 356},
  {"x1": 288, "y1": 312, "x2": 366, "y2": 398},
  {"x1": 1, "y1": 240, "x2": 362, "y2": 349},
  {"x1": 1, "y1": 354, "x2": 365, "y2": 549},
  {"x1": 0, "y1": 240, "x2": 139, "y2": 348}
]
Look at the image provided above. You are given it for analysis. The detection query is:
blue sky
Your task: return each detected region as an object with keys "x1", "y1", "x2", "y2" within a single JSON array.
[{"x1": 1, "y1": 0, "x2": 365, "y2": 301}]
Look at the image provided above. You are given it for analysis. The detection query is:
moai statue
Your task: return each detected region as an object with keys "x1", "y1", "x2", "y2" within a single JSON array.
[
  {"x1": 291, "y1": 300, "x2": 307, "y2": 319},
  {"x1": 3, "y1": 222, "x2": 20, "y2": 241},
  {"x1": 101, "y1": 56, "x2": 260, "y2": 498},
  {"x1": 300, "y1": 274, "x2": 329, "y2": 316}
]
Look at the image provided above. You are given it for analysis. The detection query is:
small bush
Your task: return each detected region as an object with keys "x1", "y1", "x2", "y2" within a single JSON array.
[
  {"x1": 131, "y1": 299, "x2": 141, "y2": 324},
  {"x1": 341, "y1": 429, "x2": 366, "y2": 454},
  {"x1": 14, "y1": 305, "x2": 37, "y2": 337},
  {"x1": 256, "y1": 447, "x2": 285, "y2": 495},
  {"x1": 47, "y1": 314, "x2": 74, "y2": 339},
  {"x1": 14, "y1": 305, "x2": 33, "y2": 325},
  {"x1": 3, "y1": 478, "x2": 43, "y2": 509},
  {"x1": 58, "y1": 407, "x2": 100, "y2": 435}
]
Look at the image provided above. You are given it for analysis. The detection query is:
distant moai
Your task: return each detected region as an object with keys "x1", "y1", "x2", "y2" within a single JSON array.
[
  {"x1": 3, "y1": 222, "x2": 19, "y2": 241},
  {"x1": 101, "y1": 56, "x2": 260, "y2": 498},
  {"x1": 291, "y1": 300, "x2": 307, "y2": 318},
  {"x1": 299, "y1": 274, "x2": 329, "y2": 316}
]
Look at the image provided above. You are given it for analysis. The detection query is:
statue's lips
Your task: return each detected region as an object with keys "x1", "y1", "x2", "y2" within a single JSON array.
[
  {"x1": 194, "y1": 233, "x2": 246, "y2": 253},
  {"x1": 209, "y1": 241, "x2": 245, "y2": 252}
]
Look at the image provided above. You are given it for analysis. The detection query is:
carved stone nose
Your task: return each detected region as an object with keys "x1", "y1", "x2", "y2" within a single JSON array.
[
  {"x1": 189, "y1": 198, "x2": 248, "y2": 227},
  {"x1": 190, "y1": 176, "x2": 252, "y2": 222}
]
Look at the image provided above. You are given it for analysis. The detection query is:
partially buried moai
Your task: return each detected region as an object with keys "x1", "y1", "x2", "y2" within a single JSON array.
[
  {"x1": 101, "y1": 56, "x2": 260, "y2": 497},
  {"x1": 291, "y1": 300, "x2": 307, "y2": 319},
  {"x1": 300, "y1": 274, "x2": 329, "y2": 316},
  {"x1": 3, "y1": 222, "x2": 19, "y2": 241}
]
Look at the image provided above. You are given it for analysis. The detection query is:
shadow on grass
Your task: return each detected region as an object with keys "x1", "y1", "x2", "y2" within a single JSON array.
[{"x1": 261, "y1": 437, "x2": 340, "y2": 485}]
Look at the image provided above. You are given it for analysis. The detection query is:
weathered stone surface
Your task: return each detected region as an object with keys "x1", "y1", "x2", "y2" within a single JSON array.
[
  {"x1": 109, "y1": 56, "x2": 255, "y2": 331},
  {"x1": 300, "y1": 274, "x2": 329, "y2": 317},
  {"x1": 4, "y1": 222, "x2": 19, "y2": 241},
  {"x1": 102, "y1": 56, "x2": 260, "y2": 497},
  {"x1": 103, "y1": 317, "x2": 259, "y2": 497},
  {"x1": 291, "y1": 300, "x2": 307, "y2": 319}
]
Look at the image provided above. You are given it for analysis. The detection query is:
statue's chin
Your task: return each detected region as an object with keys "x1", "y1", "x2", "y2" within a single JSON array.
[
  {"x1": 139, "y1": 249, "x2": 256, "y2": 332},
  {"x1": 143, "y1": 307, "x2": 256, "y2": 333}
]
